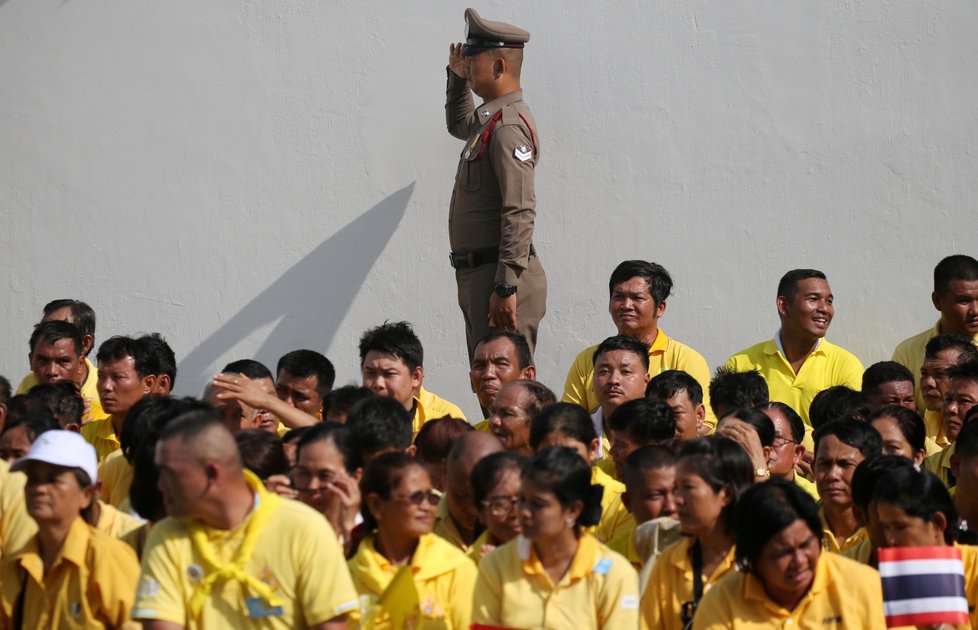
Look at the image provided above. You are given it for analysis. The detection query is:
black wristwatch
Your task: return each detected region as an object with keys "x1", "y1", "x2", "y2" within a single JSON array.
[{"x1": 494, "y1": 283, "x2": 517, "y2": 297}]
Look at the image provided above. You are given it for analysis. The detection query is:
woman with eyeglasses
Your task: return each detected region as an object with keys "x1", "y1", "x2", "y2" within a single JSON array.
[
  {"x1": 641, "y1": 436, "x2": 754, "y2": 630},
  {"x1": 472, "y1": 446, "x2": 640, "y2": 629},
  {"x1": 470, "y1": 451, "x2": 528, "y2": 560},
  {"x1": 692, "y1": 477, "x2": 885, "y2": 628},
  {"x1": 293, "y1": 422, "x2": 362, "y2": 548},
  {"x1": 347, "y1": 451, "x2": 476, "y2": 629}
]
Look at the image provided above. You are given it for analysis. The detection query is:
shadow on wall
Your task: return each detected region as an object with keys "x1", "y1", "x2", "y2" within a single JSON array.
[{"x1": 177, "y1": 182, "x2": 415, "y2": 391}]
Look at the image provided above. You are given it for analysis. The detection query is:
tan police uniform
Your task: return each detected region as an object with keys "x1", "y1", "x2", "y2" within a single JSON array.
[{"x1": 447, "y1": 8, "x2": 547, "y2": 360}]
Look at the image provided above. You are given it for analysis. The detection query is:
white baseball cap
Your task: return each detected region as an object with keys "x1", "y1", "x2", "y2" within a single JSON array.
[{"x1": 11, "y1": 430, "x2": 98, "y2": 483}]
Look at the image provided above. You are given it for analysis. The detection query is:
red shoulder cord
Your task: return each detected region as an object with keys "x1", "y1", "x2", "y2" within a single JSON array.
[{"x1": 474, "y1": 111, "x2": 538, "y2": 160}]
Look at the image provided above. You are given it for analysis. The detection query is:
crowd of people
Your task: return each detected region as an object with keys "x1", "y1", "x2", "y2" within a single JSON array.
[{"x1": 0, "y1": 253, "x2": 977, "y2": 629}]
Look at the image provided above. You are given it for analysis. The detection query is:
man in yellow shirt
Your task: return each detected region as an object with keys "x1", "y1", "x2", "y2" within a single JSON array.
[
  {"x1": 563, "y1": 260, "x2": 716, "y2": 428},
  {"x1": 917, "y1": 334, "x2": 978, "y2": 447},
  {"x1": 435, "y1": 431, "x2": 502, "y2": 552},
  {"x1": 590, "y1": 336, "x2": 652, "y2": 462},
  {"x1": 724, "y1": 269, "x2": 864, "y2": 428},
  {"x1": 274, "y1": 349, "x2": 335, "y2": 420},
  {"x1": 15, "y1": 299, "x2": 98, "y2": 389},
  {"x1": 486, "y1": 380, "x2": 555, "y2": 454},
  {"x1": 470, "y1": 330, "x2": 537, "y2": 422},
  {"x1": 892, "y1": 254, "x2": 978, "y2": 413},
  {"x1": 359, "y1": 321, "x2": 466, "y2": 436},
  {"x1": 925, "y1": 361, "x2": 978, "y2": 488},
  {"x1": 133, "y1": 409, "x2": 358, "y2": 629}
]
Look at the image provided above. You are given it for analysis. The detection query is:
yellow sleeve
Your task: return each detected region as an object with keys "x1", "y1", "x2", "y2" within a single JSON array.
[
  {"x1": 639, "y1": 552, "x2": 669, "y2": 630},
  {"x1": 132, "y1": 522, "x2": 188, "y2": 624},
  {"x1": 447, "y1": 558, "x2": 477, "y2": 630},
  {"x1": 470, "y1": 552, "x2": 503, "y2": 625},
  {"x1": 836, "y1": 352, "x2": 865, "y2": 391},
  {"x1": 562, "y1": 347, "x2": 594, "y2": 409},
  {"x1": 690, "y1": 582, "x2": 730, "y2": 629},
  {"x1": 293, "y1": 512, "x2": 360, "y2": 624},
  {"x1": 595, "y1": 553, "x2": 641, "y2": 629},
  {"x1": 91, "y1": 534, "x2": 142, "y2": 628},
  {"x1": 0, "y1": 473, "x2": 36, "y2": 558}
]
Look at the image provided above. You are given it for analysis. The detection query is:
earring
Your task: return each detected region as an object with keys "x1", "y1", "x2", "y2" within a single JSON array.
[{"x1": 565, "y1": 518, "x2": 574, "y2": 528}]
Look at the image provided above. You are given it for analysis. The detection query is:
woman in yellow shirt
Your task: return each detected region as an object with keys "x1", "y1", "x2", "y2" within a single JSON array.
[
  {"x1": 693, "y1": 477, "x2": 885, "y2": 628},
  {"x1": 641, "y1": 436, "x2": 754, "y2": 630},
  {"x1": 470, "y1": 451, "x2": 528, "y2": 561},
  {"x1": 472, "y1": 445, "x2": 640, "y2": 629},
  {"x1": 347, "y1": 451, "x2": 476, "y2": 629}
]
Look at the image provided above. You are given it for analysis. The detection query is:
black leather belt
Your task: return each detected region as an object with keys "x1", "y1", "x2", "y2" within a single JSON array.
[{"x1": 449, "y1": 245, "x2": 535, "y2": 269}]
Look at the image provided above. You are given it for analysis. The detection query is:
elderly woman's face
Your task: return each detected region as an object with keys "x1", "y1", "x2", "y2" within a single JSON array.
[
  {"x1": 24, "y1": 460, "x2": 94, "y2": 526},
  {"x1": 753, "y1": 519, "x2": 820, "y2": 605}
]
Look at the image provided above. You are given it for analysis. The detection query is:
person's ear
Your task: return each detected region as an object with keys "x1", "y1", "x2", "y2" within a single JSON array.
[
  {"x1": 141, "y1": 374, "x2": 158, "y2": 395},
  {"x1": 366, "y1": 493, "x2": 384, "y2": 522},
  {"x1": 931, "y1": 291, "x2": 943, "y2": 312},
  {"x1": 588, "y1": 438, "x2": 600, "y2": 464},
  {"x1": 932, "y1": 511, "x2": 949, "y2": 536},
  {"x1": 776, "y1": 295, "x2": 789, "y2": 318},
  {"x1": 654, "y1": 300, "x2": 667, "y2": 318},
  {"x1": 793, "y1": 445, "x2": 806, "y2": 466},
  {"x1": 156, "y1": 374, "x2": 172, "y2": 395},
  {"x1": 763, "y1": 445, "x2": 773, "y2": 465},
  {"x1": 493, "y1": 56, "x2": 505, "y2": 78},
  {"x1": 81, "y1": 334, "x2": 94, "y2": 357},
  {"x1": 353, "y1": 467, "x2": 364, "y2": 483},
  {"x1": 411, "y1": 366, "x2": 424, "y2": 390},
  {"x1": 523, "y1": 365, "x2": 537, "y2": 380},
  {"x1": 80, "y1": 483, "x2": 96, "y2": 511},
  {"x1": 405, "y1": 444, "x2": 418, "y2": 458}
]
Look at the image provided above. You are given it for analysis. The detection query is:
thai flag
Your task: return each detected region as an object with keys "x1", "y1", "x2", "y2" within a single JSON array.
[{"x1": 878, "y1": 546, "x2": 969, "y2": 628}]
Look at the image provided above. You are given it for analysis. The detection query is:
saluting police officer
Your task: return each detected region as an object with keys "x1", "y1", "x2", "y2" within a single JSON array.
[{"x1": 446, "y1": 8, "x2": 547, "y2": 361}]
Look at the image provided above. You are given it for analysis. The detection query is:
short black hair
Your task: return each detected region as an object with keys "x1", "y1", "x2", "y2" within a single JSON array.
[
  {"x1": 524, "y1": 446, "x2": 603, "y2": 527},
  {"x1": 222, "y1": 359, "x2": 274, "y2": 381},
  {"x1": 324, "y1": 386, "x2": 375, "y2": 420},
  {"x1": 29, "y1": 320, "x2": 83, "y2": 356},
  {"x1": 809, "y1": 386, "x2": 870, "y2": 430},
  {"x1": 934, "y1": 255, "x2": 978, "y2": 296},
  {"x1": 347, "y1": 396, "x2": 412, "y2": 468},
  {"x1": 867, "y1": 406, "x2": 926, "y2": 455},
  {"x1": 139, "y1": 333, "x2": 177, "y2": 389},
  {"x1": 591, "y1": 335, "x2": 650, "y2": 371},
  {"x1": 471, "y1": 451, "x2": 528, "y2": 507},
  {"x1": 0, "y1": 375, "x2": 11, "y2": 406},
  {"x1": 96, "y1": 336, "x2": 161, "y2": 378},
  {"x1": 851, "y1": 454, "x2": 908, "y2": 513},
  {"x1": 474, "y1": 330, "x2": 533, "y2": 369},
  {"x1": 529, "y1": 402, "x2": 596, "y2": 452},
  {"x1": 608, "y1": 398, "x2": 676, "y2": 444},
  {"x1": 948, "y1": 360, "x2": 978, "y2": 388},
  {"x1": 955, "y1": 415, "x2": 978, "y2": 460},
  {"x1": 42, "y1": 299, "x2": 96, "y2": 350},
  {"x1": 646, "y1": 370, "x2": 703, "y2": 406},
  {"x1": 235, "y1": 429, "x2": 289, "y2": 480},
  {"x1": 26, "y1": 382, "x2": 84, "y2": 427},
  {"x1": 507, "y1": 380, "x2": 557, "y2": 419},
  {"x1": 709, "y1": 367, "x2": 768, "y2": 417},
  {"x1": 1, "y1": 395, "x2": 59, "y2": 441},
  {"x1": 757, "y1": 401, "x2": 805, "y2": 443},
  {"x1": 608, "y1": 260, "x2": 672, "y2": 306},
  {"x1": 621, "y1": 445, "x2": 677, "y2": 487},
  {"x1": 734, "y1": 478, "x2": 821, "y2": 571},
  {"x1": 358, "y1": 321, "x2": 424, "y2": 371},
  {"x1": 724, "y1": 407, "x2": 775, "y2": 448},
  {"x1": 678, "y1": 436, "x2": 755, "y2": 534},
  {"x1": 813, "y1": 420, "x2": 883, "y2": 459},
  {"x1": 276, "y1": 349, "x2": 336, "y2": 398},
  {"x1": 862, "y1": 361, "x2": 914, "y2": 394},
  {"x1": 871, "y1": 460, "x2": 960, "y2": 543},
  {"x1": 776, "y1": 269, "x2": 827, "y2": 300},
  {"x1": 924, "y1": 333, "x2": 978, "y2": 361}
]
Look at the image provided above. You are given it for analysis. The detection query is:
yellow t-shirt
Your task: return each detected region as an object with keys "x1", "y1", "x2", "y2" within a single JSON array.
[
  {"x1": 562, "y1": 329, "x2": 718, "y2": 429},
  {"x1": 413, "y1": 387, "x2": 467, "y2": 437},
  {"x1": 724, "y1": 336, "x2": 864, "y2": 428},
  {"x1": 347, "y1": 532, "x2": 477, "y2": 629},
  {"x1": 0, "y1": 516, "x2": 141, "y2": 629},
  {"x1": 472, "y1": 533, "x2": 640, "y2": 629},
  {"x1": 591, "y1": 466, "x2": 636, "y2": 544},
  {"x1": 99, "y1": 449, "x2": 134, "y2": 508},
  {"x1": 132, "y1": 474, "x2": 359, "y2": 628},
  {"x1": 16, "y1": 357, "x2": 110, "y2": 425},
  {"x1": 97, "y1": 501, "x2": 144, "y2": 539},
  {"x1": 80, "y1": 417, "x2": 121, "y2": 464},
  {"x1": 692, "y1": 551, "x2": 885, "y2": 629},
  {"x1": 925, "y1": 442, "x2": 956, "y2": 488},
  {"x1": 892, "y1": 321, "x2": 978, "y2": 415},
  {"x1": 819, "y1": 507, "x2": 869, "y2": 555},
  {"x1": 640, "y1": 536, "x2": 737, "y2": 630}
]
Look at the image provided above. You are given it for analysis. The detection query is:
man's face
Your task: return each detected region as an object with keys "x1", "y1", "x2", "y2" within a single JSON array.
[
  {"x1": 933, "y1": 279, "x2": 978, "y2": 337},
  {"x1": 42, "y1": 307, "x2": 93, "y2": 356},
  {"x1": 866, "y1": 380, "x2": 916, "y2": 411},
  {"x1": 778, "y1": 278, "x2": 834, "y2": 340},
  {"x1": 0, "y1": 424, "x2": 31, "y2": 463},
  {"x1": 488, "y1": 383, "x2": 534, "y2": 454},
  {"x1": 593, "y1": 349, "x2": 650, "y2": 414},
  {"x1": 254, "y1": 377, "x2": 279, "y2": 433},
  {"x1": 470, "y1": 338, "x2": 531, "y2": 412},
  {"x1": 662, "y1": 389, "x2": 704, "y2": 441},
  {"x1": 609, "y1": 277, "x2": 665, "y2": 337},
  {"x1": 952, "y1": 452, "x2": 978, "y2": 515},
  {"x1": 97, "y1": 355, "x2": 154, "y2": 417},
  {"x1": 763, "y1": 408, "x2": 804, "y2": 477},
  {"x1": 155, "y1": 437, "x2": 208, "y2": 519},
  {"x1": 943, "y1": 378, "x2": 978, "y2": 442},
  {"x1": 609, "y1": 432, "x2": 642, "y2": 478},
  {"x1": 463, "y1": 50, "x2": 495, "y2": 98},
  {"x1": 276, "y1": 370, "x2": 323, "y2": 418},
  {"x1": 921, "y1": 349, "x2": 963, "y2": 412},
  {"x1": 624, "y1": 466, "x2": 676, "y2": 524},
  {"x1": 814, "y1": 435, "x2": 864, "y2": 510},
  {"x1": 30, "y1": 338, "x2": 84, "y2": 387},
  {"x1": 445, "y1": 461, "x2": 479, "y2": 532},
  {"x1": 204, "y1": 386, "x2": 257, "y2": 433},
  {"x1": 361, "y1": 351, "x2": 422, "y2": 412}
]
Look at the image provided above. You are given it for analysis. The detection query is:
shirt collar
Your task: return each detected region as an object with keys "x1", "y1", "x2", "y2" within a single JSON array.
[
  {"x1": 474, "y1": 90, "x2": 524, "y2": 125},
  {"x1": 518, "y1": 533, "x2": 601, "y2": 584},
  {"x1": 773, "y1": 328, "x2": 823, "y2": 357},
  {"x1": 15, "y1": 516, "x2": 92, "y2": 583},
  {"x1": 649, "y1": 329, "x2": 671, "y2": 355}
]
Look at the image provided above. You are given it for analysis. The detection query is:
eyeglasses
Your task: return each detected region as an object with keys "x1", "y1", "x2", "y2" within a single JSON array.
[
  {"x1": 391, "y1": 490, "x2": 441, "y2": 507},
  {"x1": 481, "y1": 496, "x2": 519, "y2": 517},
  {"x1": 773, "y1": 434, "x2": 797, "y2": 448}
]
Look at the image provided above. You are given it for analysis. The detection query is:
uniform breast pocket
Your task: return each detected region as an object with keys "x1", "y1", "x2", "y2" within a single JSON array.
[{"x1": 462, "y1": 156, "x2": 482, "y2": 192}]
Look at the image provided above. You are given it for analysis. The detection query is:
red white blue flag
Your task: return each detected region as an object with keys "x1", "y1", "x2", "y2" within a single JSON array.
[{"x1": 878, "y1": 545, "x2": 969, "y2": 628}]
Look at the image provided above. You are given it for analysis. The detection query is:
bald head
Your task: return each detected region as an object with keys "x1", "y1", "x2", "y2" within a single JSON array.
[{"x1": 447, "y1": 431, "x2": 503, "y2": 478}]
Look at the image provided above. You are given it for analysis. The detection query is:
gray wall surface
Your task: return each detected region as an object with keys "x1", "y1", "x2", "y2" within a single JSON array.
[{"x1": 2, "y1": 0, "x2": 977, "y2": 420}]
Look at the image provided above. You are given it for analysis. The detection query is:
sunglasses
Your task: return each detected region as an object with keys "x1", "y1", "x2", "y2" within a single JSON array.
[{"x1": 391, "y1": 490, "x2": 440, "y2": 507}]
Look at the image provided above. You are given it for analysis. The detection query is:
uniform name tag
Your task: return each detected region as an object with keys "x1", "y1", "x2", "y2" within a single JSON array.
[
  {"x1": 513, "y1": 145, "x2": 532, "y2": 161},
  {"x1": 246, "y1": 597, "x2": 284, "y2": 618}
]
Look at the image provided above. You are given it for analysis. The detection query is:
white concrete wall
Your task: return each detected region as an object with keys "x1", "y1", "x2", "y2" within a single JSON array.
[{"x1": 2, "y1": 0, "x2": 977, "y2": 419}]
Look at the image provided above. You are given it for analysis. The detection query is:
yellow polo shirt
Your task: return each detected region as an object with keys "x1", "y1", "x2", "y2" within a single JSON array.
[
  {"x1": 924, "y1": 409, "x2": 949, "y2": 450},
  {"x1": 842, "y1": 537, "x2": 874, "y2": 565},
  {"x1": 692, "y1": 551, "x2": 885, "y2": 629},
  {"x1": 925, "y1": 442, "x2": 956, "y2": 488},
  {"x1": 347, "y1": 532, "x2": 477, "y2": 629},
  {"x1": 433, "y1": 496, "x2": 475, "y2": 554},
  {"x1": 819, "y1": 507, "x2": 869, "y2": 554},
  {"x1": 0, "y1": 516, "x2": 141, "y2": 629},
  {"x1": 724, "y1": 336, "x2": 863, "y2": 428},
  {"x1": 609, "y1": 526, "x2": 642, "y2": 570},
  {"x1": 80, "y1": 417, "x2": 121, "y2": 464},
  {"x1": 473, "y1": 533, "x2": 640, "y2": 629},
  {"x1": 132, "y1": 473, "x2": 359, "y2": 628},
  {"x1": 413, "y1": 387, "x2": 467, "y2": 437},
  {"x1": 563, "y1": 329, "x2": 717, "y2": 429},
  {"x1": 97, "y1": 501, "x2": 144, "y2": 539},
  {"x1": 98, "y1": 449, "x2": 134, "y2": 508},
  {"x1": 641, "y1": 536, "x2": 737, "y2": 630},
  {"x1": 793, "y1": 473, "x2": 820, "y2": 500},
  {"x1": 892, "y1": 321, "x2": 978, "y2": 414},
  {"x1": 591, "y1": 466, "x2": 636, "y2": 544},
  {"x1": 15, "y1": 357, "x2": 110, "y2": 425}
]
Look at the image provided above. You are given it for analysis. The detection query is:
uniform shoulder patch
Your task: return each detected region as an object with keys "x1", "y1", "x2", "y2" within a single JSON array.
[{"x1": 513, "y1": 145, "x2": 533, "y2": 162}]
